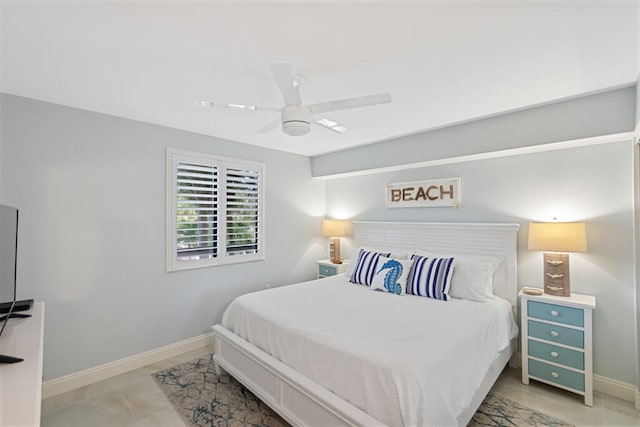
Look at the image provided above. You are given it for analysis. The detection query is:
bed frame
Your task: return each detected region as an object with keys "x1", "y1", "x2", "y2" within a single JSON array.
[{"x1": 213, "y1": 221, "x2": 520, "y2": 426}]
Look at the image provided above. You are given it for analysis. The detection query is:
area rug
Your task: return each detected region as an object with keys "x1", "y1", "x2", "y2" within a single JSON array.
[
  {"x1": 152, "y1": 354, "x2": 573, "y2": 427},
  {"x1": 468, "y1": 393, "x2": 573, "y2": 427}
]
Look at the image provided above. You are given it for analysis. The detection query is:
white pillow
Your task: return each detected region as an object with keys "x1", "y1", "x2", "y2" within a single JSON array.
[
  {"x1": 346, "y1": 246, "x2": 408, "y2": 277},
  {"x1": 370, "y1": 258, "x2": 412, "y2": 295},
  {"x1": 413, "y1": 249, "x2": 501, "y2": 302}
]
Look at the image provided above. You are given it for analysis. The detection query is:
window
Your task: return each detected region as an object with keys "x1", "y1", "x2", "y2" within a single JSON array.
[{"x1": 166, "y1": 149, "x2": 264, "y2": 271}]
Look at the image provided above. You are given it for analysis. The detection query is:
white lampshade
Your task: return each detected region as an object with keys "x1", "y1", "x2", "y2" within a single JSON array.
[
  {"x1": 322, "y1": 219, "x2": 349, "y2": 238},
  {"x1": 528, "y1": 222, "x2": 587, "y2": 253}
]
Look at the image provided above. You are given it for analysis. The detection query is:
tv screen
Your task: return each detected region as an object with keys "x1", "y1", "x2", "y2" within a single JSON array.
[{"x1": 0, "y1": 204, "x2": 18, "y2": 335}]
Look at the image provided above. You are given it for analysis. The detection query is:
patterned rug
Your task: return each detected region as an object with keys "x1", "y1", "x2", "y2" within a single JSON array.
[
  {"x1": 468, "y1": 394, "x2": 573, "y2": 427},
  {"x1": 152, "y1": 354, "x2": 573, "y2": 427}
]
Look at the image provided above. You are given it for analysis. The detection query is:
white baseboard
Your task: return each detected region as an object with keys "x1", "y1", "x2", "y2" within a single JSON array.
[
  {"x1": 42, "y1": 332, "x2": 214, "y2": 399},
  {"x1": 593, "y1": 374, "x2": 638, "y2": 404},
  {"x1": 514, "y1": 352, "x2": 638, "y2": 405}
]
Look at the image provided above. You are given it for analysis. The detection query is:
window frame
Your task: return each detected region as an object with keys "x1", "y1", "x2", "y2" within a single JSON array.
[{"x1": 166, "y1": 148, "x2": 265, "y2": 272}]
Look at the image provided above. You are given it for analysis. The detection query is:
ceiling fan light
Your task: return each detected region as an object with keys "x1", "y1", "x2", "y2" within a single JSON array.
[
  {"x1": 282, "y1": 121, "x2": 310, "y2": 136},
  {"x1": 282, "y1": 106, "x2": 311, "y2": 136}
]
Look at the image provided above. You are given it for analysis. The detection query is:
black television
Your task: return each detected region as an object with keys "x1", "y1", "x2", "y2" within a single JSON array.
[{"x1": 0, "y1": 204, "x2": 33, "y2": 363}]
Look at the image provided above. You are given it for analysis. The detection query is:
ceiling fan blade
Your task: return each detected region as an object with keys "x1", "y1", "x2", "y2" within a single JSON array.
[
  {"x1": 195, "y1": 101, "x2": 280, "y2": 112},
  {"x1": 313, "y1": 116, "x2": 348, "y2": 134},
  {"x1": 270, "y1": 63, "x2": 302, "y2": 106},
  {"x1": 257, "y1": 116, "x2": 282, "y2": 134},
  {"x1": 308, "y1": 93, "x2": 391, "y2": 114}
]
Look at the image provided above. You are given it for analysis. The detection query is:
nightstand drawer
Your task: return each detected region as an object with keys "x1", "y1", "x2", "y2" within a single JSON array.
[
  {"x1": 319, "y1": 264, "x2": 338, "y2": 277},
  {"x1": 528, "y1": 320, "x2": 584, "y2": 348},
  {"x1": 528, "y1": 301, "x2": 584, "y2": 327},
  {"x1": 528, "y1": 339, "x2": 584, "y2": 370},
  {"x1": 528, "y1": 359, "x2": 585, "y2": 392}
]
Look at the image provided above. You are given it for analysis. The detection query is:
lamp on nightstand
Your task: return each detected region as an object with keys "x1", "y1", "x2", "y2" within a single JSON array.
[
  {"x1": 528, "y1": 221, "x2": 587, "y2": 296},
  {"x1": 322, "y1": 219, "x2": 349, "y2": 264}
]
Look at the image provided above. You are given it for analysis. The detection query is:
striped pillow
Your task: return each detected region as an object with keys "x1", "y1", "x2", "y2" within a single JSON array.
[
  {"x1": 406, "y1": 254, "x2": 456, "y2": 301},
  {"x1": 350, "y1": 249, "x2": 391, "y2": 286}
]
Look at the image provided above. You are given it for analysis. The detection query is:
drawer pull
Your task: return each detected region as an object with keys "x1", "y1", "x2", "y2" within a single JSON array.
[
  {"x1": 550, "y1": 351, "x2": 559, "y2": 358},
  {"x1": 550, "y1": 310, "x2": 559, "y2": 317},
  {"x1": 551, "y1": 372, "x2": 560, "y2": 379},
  {"x1": 549, "y1": 330, "x2": 559, "y2": 337}
]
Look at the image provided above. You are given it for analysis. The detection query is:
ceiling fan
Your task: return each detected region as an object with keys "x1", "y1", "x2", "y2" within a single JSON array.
[{"x1": 198, "y1": 63, "x2": 392, "y2": 137}]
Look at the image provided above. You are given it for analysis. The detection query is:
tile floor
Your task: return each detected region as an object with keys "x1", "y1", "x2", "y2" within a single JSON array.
[
  {"x1": 41, "y1": 347, "x2": 640, "y2": 426},
  {"x1": 491, "y1": 368, "x2": 640, "y2": 427},
  {"x1": 41, "y1": 347, "x2": 213, "y2": 427}
]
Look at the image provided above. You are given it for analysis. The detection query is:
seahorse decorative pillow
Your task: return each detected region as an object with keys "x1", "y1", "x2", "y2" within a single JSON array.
[{"x1": 370, "y1": 258, "x2": 412, "y2": 295}]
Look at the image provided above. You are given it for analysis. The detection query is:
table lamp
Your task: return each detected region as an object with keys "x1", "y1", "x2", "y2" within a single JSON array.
[
  {"x1": 528, "y1": 222, "x2": 587, "y2": 296},
  {"x1": 322, "y1": 219, "x2": 349, "y2": 264}
]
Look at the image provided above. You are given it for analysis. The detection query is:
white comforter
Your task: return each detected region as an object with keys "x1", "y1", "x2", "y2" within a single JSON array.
[{"x1": 222, "y1": 275, "x2": 517, "y2": 426}]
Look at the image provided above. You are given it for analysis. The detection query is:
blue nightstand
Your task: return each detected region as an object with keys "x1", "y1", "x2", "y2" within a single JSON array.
[
  {"x1": 519, "y1": 290, "x2": 596, "y2": 406},
  {"x1": 316, "y1": 259, "x2": 349, "y2": 279}
]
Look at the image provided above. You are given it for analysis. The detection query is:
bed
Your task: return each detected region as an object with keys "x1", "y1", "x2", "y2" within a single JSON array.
[{"x1": 212, "y1": 221, "x2": 520, "y2": 426}]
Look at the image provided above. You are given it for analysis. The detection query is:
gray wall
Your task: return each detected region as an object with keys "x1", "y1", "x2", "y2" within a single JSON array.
[
  {"x1": 0, "y1": 94, "x2": 326, "y2": 380},
  {"x1": 312, "y1": 86, "x2": 636, "y2": 178},
  {"x1": 325, "y1": 140, "x2": 637, "y2": 386},
  {"x1": 636, "y1": 75, "x2": 640, "y2": 128}
]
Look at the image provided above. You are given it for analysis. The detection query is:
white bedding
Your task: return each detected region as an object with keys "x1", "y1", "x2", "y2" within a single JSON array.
[{"x1": 222, "y1": 275, "x2": 518, "y2": 426}]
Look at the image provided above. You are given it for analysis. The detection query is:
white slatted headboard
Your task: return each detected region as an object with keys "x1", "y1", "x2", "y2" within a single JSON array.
[{"x1": 352, "y1": 221, "x2": 520, "y2": 306}]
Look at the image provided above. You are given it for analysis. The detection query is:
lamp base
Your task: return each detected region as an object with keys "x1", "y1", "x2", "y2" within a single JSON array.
[
  {"x1": 329, "y1": 237, "x2": 342, "y2": 264},
  {"x1": 543, "y1": 252, "x2": 570, "y2": 296}
]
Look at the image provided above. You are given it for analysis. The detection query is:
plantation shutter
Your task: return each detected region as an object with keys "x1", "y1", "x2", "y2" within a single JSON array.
[
  {"x1": 167, "y1": 149, "x2": 264, "y2": 271},
  {"x1": 175, "y1": 162, "x2": 218, "y2": 261},
  {"x1": 225, "y1": 166, "x2": 260, "y2": 256}
]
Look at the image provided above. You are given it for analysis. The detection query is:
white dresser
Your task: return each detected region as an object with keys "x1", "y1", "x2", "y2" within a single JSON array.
[
  {"x1": 0, "y1": 302, "x2": 44, "y2": 426},
  {"x1": 520, "y1": 291, "x2": 595, "y2": 406}
]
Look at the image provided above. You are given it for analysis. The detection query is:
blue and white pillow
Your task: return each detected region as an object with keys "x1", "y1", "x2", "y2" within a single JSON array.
[
  {"x1": 350, "y1": 249, "x2": 391, "y2": 286},
  {"x1": 370, "y1": 258, "x2": 412, "y2": 295},
  {"x1": 406, "y1": 255, "x2": 456, "y2": 301},
  {"x1": 413, "y1": 249, "x2": 500, "y2": 302}
]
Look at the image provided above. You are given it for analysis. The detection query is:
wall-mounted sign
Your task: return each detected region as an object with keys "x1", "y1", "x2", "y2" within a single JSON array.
[{"x1": 386, "y1": 177, "x2": 461, "y2": 208}]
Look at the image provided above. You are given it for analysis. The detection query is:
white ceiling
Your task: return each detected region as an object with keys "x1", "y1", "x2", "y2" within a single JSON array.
[{"x1": 1, "y1": 1, "x2": 638, "y2": 156}]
